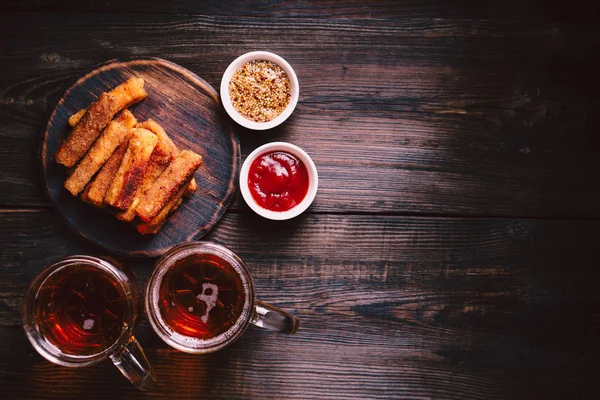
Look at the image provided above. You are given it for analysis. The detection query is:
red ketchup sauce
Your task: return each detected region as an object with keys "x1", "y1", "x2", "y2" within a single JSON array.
[{"x1": 248, "y1": 151, "x2": 309, "y2": 212}]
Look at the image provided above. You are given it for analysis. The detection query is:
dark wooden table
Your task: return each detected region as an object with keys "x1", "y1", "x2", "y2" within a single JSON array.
[{"x1": 1, "y1": 1, "x2": 599, "y2": 399}]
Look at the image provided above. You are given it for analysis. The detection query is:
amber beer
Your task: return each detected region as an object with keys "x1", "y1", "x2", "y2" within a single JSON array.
[
  {"x1": 146, "y1": 243, "x2": 254, "y2": 353},
  {"x1": 157, "y1": 252, "x2": 247, "y2": 340},
  {"x1": 146, "y1": 242, "x2": 299, "y2": 354},
  {"x1": 33, "y1": 264, "x2": 129, "y2": 355}
]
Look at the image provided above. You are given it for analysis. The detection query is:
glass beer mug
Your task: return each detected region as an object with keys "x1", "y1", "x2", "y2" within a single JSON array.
[
  {"x1": 145, "y1": 242, "x2": 299, "y2": 353},
  {"x1": 22, "y1": 256, "x2": 155, "y2": 390}
]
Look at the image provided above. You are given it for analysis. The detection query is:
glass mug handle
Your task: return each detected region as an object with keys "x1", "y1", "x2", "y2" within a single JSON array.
[
  {"x1": 251, "y1": 300, "x2": 300, "y2": 334},
  {"x1": 110, "y1": 336, "x2": 156, "y2": 391}
]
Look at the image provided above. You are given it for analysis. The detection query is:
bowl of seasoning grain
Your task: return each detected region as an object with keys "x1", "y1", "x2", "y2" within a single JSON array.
[{"x1": 220, "y1": 51, "x2": 299, "y2": 130}]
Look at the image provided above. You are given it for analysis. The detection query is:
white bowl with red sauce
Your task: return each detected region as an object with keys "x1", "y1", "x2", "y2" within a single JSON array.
[
  {"x1": 220, "y1": 51, "x2": 299, "y2": 130},
  {"x1": 240, "y1": 142, "x2": 318, "y2": 220}
]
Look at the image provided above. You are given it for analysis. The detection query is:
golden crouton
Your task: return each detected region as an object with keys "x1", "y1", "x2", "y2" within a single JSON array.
[
  {"x1": 136, "y1": 180, "x2": 189, "y2": 235},
  {"x1": 68, "y1": 108, "x2": 87, "y2": 127},
  {"x1": 135, "y1": 150, "x2": 202, "y2": 222},
  {"x1": 64, "y1": 110, "x2": 137, "y2": 196},
  {"x1": 84, "y1": 137, "x2": 130, "y2": 207},
  {"x1": 115, "y1": 122, "x2": 176, "y2": 222},
  {"x1": 105, "y1": 128, "x2": 157, "y2": 210},
  {"x1": 137, "y1": 119, "x2": 197, "y2": 196},
  {"x1": 56, "y1": 77, "x2": 147, "y2": 167}
]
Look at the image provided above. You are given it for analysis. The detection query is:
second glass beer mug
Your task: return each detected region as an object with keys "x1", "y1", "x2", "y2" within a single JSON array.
[{"x1": 145, "y1": 242, "x2": 299, "y2": 353}]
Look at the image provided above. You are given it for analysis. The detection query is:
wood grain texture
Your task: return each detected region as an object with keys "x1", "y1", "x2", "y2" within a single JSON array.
[
  {"x1": 42, "y1": 58, "x2": 240, "y2": 256},
  {"x1": 1, "y1": 14, "x2": 599, "y2": 216},
  {"x1": 2, "y1": 4, "x2": 600, "y2": 400},
  {"x1": 1, "y1": 210, "x2": 598, "y2": 399},
  {"x1": 2, "y1": 0, "x2": 599, "y2": 22}
]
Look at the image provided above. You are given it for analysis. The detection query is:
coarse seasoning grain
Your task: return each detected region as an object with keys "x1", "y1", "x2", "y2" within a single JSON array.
[{"x1": 229, "y1": 60, "x2": 291, "y2": 123}]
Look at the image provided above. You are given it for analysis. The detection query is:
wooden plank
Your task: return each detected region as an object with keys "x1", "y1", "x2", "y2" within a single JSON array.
[
  {"x1": 1, "y1": 0, "x2": 599, "y2": 22},
  {"x1": 0, "y1": 209, "x2": 598, "y2": 398},
  {"x1": 0, "y1": 14, "x2": 598, "y2": 216}
]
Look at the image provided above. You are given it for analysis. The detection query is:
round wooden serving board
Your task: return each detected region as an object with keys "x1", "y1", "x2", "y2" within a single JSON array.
[{"x1": 41, "y1": 58, "x2": 240, "y2": 257}]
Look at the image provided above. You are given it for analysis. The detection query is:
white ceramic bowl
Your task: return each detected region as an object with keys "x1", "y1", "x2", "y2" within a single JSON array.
[
  {"x1": 240, "y1": 142, "x2": 318, "y2": 220},
  {"x1": 220, "y1": 51, "x2": 299, "y2": 130}
]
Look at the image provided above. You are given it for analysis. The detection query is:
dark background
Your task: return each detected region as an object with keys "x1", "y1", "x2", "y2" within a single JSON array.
[{"x1": 1, "y1": 1, "x2": 599, "y2": 399}]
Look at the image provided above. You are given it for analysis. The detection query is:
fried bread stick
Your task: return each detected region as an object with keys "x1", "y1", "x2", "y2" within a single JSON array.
[
  {"x1": 105, "y1": 128, "x2": 157, "y2": 210},
  {"x1": 115, "y1": 122, "x2": 177, "y2": 221},
  {"x1": 83, "y1": 135, "x2": 131, "y2": 207},
  {"x1": 185, "y1": 178, "x2": 197, "y2": 198},
  {"x1": 136, "y1": 150, "x2": 202, "y2": 222},
  {"x1": 171, "y1": 198, "x2": 184, "y2": 212},
  {"x1": 137, "y1": 119, "x2": 197, "y2": 197},
  {"x1": 68, "y1": 108, "x2": 87, "y2": 127},
  {"x1": 56, "y1": 77, "x2": 147, "y2": 167},
  {"x1": 64, "y1": 110, "x2": 137, "y2": 196},
  {"x1": 136, "y1": 179, "x2": 190, "y2": 234}
]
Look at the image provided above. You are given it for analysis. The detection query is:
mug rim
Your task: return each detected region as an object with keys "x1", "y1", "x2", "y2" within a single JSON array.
[
  {"x1": 145, "y1": 241, "x2": 256, "y2": 354},
  {"x1": 22, "y1": 255, "x2": 137, "y2": 367}
]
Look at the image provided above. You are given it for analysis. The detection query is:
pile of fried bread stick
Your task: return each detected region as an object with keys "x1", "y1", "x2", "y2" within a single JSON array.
[{"x1": 57, "y1": 77, "x2": 203, "y2": 234}]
